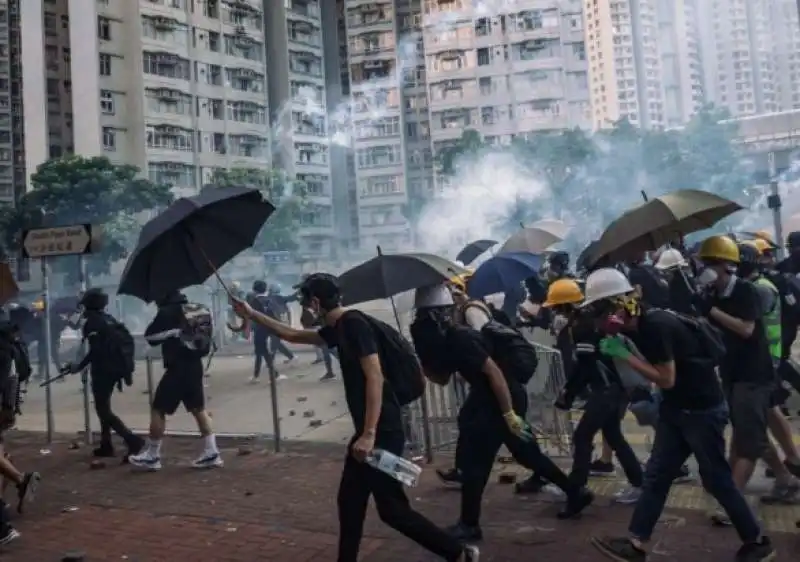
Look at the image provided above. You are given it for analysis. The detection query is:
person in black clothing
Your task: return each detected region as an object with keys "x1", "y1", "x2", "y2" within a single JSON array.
[
  {"x1": 247, "y1": 281, "x2": 279, "y2": 382},
  {"x1": 584, "y1": 267, "x2": 774, "y2": 562},
  {"x1": 626, "y1": 255, "x2": 670, "y2": 309},
  {"x1": 266, "y1": 284, "x2": 297, "y2": 364},
  {"x1": 654, "y1": 248, "x2": 696, "y2": 315},
  {"x1": 410, "y1": 283, "x2": 593, "y2": 539},
  {"x1": 770, "y1": 231, "x2": 800, "y2": 410},
  {"x1": 130, "y1": 291, "x2": 221, "y2": 471},
  {"x1": 230, "y1": 274, "x2": 479, "y2": 562},
  {"x1": 63, "y1": 288, "x2": 144, "y2": 460}
]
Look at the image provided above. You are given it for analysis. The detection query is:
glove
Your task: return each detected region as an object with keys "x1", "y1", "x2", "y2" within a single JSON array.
[
  {"x1": 503, "y1": 411, "x2": 534, "y2": 441},
  {"x1": 62, "y1": 362, "x2": 78, "y2": 375},
  {"x1": 599, "y1": 336, "x2": 632, "y2": 360},
  {"x1": 691, "y1": 292, "x2": 712, "y2": 316}
]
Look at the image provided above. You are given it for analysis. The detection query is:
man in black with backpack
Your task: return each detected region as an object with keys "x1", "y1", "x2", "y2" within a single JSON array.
[
  {"x1": 130, "y1": 290, "x2": 221, "y2": 471},
  {"x1": 410, "y1": 283, "x2": 593, "y2": 540},
  {"x1": 62, "y1": 288, "x2": 143, "y2": 460},
  {"x1": 230, "y1": 273, "x2": 479, "y2": 562},
  {"x1": 247, "y1": 280, "x2": 280, "y2": 383}
]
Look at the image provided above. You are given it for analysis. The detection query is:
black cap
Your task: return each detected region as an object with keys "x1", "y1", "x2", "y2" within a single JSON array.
[
  {"x1": 297, "y1": 273, "x2": 340, "y2": 303},
  {"x1": 787, "y1": 231, "x2": 800, "y2": 248},
  {"x1": 79, "y1": 288, "x2": 108, "y2": 310}
]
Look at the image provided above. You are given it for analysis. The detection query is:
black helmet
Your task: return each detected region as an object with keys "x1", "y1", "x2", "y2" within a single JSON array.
[
  {"x1": 80, "y1": 288, "x2": 109, "y2": 311},
  {"x1": 296, "y1": 273, "x2": 340, "y2": 308},
  {"x1": 252, "y1": 280, "x2": 267, "y2": 294},
  {"x1": 737, "y1": 242, "x2": 760, "y2": 265}
]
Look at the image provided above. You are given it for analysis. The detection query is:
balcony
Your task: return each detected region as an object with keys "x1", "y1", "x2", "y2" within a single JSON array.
[
  {"x1": 289, "y1": 0, "x2": 321, "y2": 22},
  {"x1": 289, "y1": 52, "x2": 323, "y2": 79},
  {"x1": 288, "y1": 20, "x2": 322, "y2": 49},
  {"x1": 152, "y1": 16, "x2": 179, "y2": 31},
  {"x1": 347, "y1": 6, "x2": 394, "y2": 31}
]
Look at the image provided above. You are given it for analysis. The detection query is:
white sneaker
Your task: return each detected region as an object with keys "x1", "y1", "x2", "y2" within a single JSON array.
[
  {"x1": 275, "y1": 374, "x2": 288, "y2": 381},
  {"x1": 248, "y1": 376, "x2": 260, "y2": 384},
  {"x1": 129, "y1": 451, "x2": 162, "y2": 471},
  {"x1": 192, "y1": 451, "x2": 223, "y2": 469},
  {"x1": 614, "y1": 486, "x2": 642, "y2": 504}
]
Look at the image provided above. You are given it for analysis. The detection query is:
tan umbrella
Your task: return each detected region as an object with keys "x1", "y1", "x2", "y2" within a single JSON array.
[
  {"x1": 586, "y1": 189, "x2": 743, "y2": 267},
  {"x1": 529, "y1": 219, "x2": 570, "y2": 240},
  {"x1": 499, "y1": 225, "x2": 564, "y2": 254}
]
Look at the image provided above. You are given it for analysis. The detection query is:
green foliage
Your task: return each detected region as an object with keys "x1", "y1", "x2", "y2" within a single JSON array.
[
  {"x1": 436, "y1": 106, "x2": 749, "y2": 233},
  {"x1": 1, "y1": 155, "x2": 173, "y2": 280},
  {"x1": 205, "y1": 167, "x2": 308, "y2": 253}
]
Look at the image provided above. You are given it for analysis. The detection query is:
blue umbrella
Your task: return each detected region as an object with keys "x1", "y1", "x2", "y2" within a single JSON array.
[{"x1": 467, "y1": 252, "x2": 547, "y2": 298}]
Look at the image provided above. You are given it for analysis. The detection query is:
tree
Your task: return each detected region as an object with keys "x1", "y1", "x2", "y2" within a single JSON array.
[
  {"x1": 1, "y1": 155, "x2": 173, "y2": 280},
  {"x1": 206, "y1": 167, "x2": 308, "y2": 253}
]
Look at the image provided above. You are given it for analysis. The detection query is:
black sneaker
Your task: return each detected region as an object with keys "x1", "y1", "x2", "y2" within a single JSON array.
[
  {"x1": 590, "y1": 460, "x2": 615, "y2": 477},
  {"x1": 319, "y1": 372, "x2": 336, "y2": 382},
  {"x1": 436, "y1": 467, "x2": 462, "y2": 489},
  {"x1": 446, "y1": 521, "x2": 483, "y2": 542},
  {"x1": 514, "y1": 474, "x2": 547, "y2": 495},
  {"x1": 16, "y1": 472, "x2": 40, "y2": 514},
  {"x1": 0, "y1": 524, "x2": 19, "y2": 546},
  {"x1": 784, "y1": 460, "x2": 800, "y2": 479},
  {"x1": 735, "y1": 536, "x2": 776, "y2": 562},
  {"x1": 557, "y1": 487, "x2": 594, "y2": 519},
  {"x1": 591, "y1": 536, "x2": 647, "y2": 562},
  {"x1": 92, "y1": 445, "x2": 115, "y2": 458}
]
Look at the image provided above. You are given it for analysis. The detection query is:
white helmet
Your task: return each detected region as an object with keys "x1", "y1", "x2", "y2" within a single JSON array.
[
  {"x1": 414, "y1": 283, "x2": 454, "y2": 308},
  {"x1": 581, "y1": 268, "x2": 634, "y2": 307},
  {"x1": 655, "y1": 248, "x2": 687, "y2": 271}
]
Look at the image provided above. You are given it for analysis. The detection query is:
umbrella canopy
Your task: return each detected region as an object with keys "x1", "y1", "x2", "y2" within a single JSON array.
[
  {"x1": 585, "y1": 189, "x2": 742, "y2": 268},
  {"x1": 338, "y1": 253, "x2": 468, "y2": 306},
  {"x1": 118, "y1": 186, "x2": 275, "y2": 303},
  {"x1": 455, "y1": 239, "x2": 497, "y2": 265},
  {"x1": 529, "y1": 219, "x2": 570, "y2": 240},
  {"x1": 467, "y1": 251, "x2": 547, "y2": 299},
  {"x1": 499, "y1": 226, "x2": 563, "y2": 254}
]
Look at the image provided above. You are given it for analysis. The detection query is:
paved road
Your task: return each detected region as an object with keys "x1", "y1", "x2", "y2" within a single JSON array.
[
  {"x1": 17, "y1": 355, "x2": 353, "y2": 443},
  {"x1": 0, "y1": 433, "x2": 798, "y2": 561}
]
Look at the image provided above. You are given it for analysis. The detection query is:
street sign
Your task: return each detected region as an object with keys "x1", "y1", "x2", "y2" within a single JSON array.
[
  {"x1": 263, "y1": 250, "x2": 291, "y2": 264},
  {"x1": 21, "y1": 224, "x2": 93, "y2": 259}
]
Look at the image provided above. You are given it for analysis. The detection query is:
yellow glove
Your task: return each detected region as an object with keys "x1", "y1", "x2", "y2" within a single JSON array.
[{"x1": 503, "y1": 411, "x2": 534, "y2": 441}]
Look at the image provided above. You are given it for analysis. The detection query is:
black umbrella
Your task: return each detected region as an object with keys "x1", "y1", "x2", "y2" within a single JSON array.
[
  {"x1": 455, "y1": 239, "x2": 497, "y2": 265},
  {"x1": 118, "y1": 186, "x2": 275, "y2": 303},
  {"x1": 338, "y1": 251, "x2": 468, "y2": 306}
]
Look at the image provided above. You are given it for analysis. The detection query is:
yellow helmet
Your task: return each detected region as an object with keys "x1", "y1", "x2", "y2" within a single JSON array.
[
  {"x1": 698, "y1": 235, "x2": 740, "y2": 263},
  {"x1": 754, "y1": 229, "x2": 774, "y2": 245},
  {"x1": 749, "y1": 238, "x2": 772, "y2": 254},
  {"x1": 449, "y1": 269, "x2": 474, "y2": 292},
  {"x1": 543, "y1": 278, "x2": 584, "y2": 307}
]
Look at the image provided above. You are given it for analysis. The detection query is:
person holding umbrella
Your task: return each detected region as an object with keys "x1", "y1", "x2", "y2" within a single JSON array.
[{"x1": 230, "y1": 273, "x2": 479, "y2": 562}]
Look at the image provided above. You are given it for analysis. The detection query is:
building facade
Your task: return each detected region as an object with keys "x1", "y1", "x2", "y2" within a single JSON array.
[{"x1": 0, "y1": 0, "x2": 25, "y2": 205}]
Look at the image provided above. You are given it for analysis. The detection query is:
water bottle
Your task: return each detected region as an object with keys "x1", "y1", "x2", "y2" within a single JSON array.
[{"x1": 366, "y1": 449, "x2": 422, "y2": 487}]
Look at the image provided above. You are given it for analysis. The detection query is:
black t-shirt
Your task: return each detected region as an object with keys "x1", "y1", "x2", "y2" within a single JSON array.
[
  {"x1": 318, "y1": 311, "x2": 403, "y2": 435},
  {"x1": 628, "y1": 309, "x2": 724, "y2": 411},
  {"x1": 709, "y1": 278, "x2": 776, "y2": 386}
]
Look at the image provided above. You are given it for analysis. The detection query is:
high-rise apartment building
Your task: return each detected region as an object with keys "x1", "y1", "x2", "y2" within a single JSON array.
[
  {"x1": 0, "y1": 0, "x2": 25, "y2": 204},
  {"x1": 422, "y1": 0, "x2": 591, "y2": 152},
  {"x1": 343, "y1": 0, "x2": 422, "y2": 251},
  {"x1": 17, "y1": 0, "x2": 337, "y2": 259},
  {"x1": 698, "y1": 0, "x2": 780, "y2": 117},
  {"x1": 584, "y1": 0, "x2": 703, "y2": 129},
  {"x1": 265, "y1": 0, "x2": 335, "y2": 257}
]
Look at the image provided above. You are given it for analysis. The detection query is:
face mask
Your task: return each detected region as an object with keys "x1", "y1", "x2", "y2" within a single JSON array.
[
  {"x1": 696, "y1": 268, "x2": 718, "y2": 287},
  {"x1": 600, "y1": 313, "x2": 625, "y2": 335}
]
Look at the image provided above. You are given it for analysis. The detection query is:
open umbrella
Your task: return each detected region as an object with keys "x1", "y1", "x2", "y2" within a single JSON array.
[
  {"x1": 338, "y1": 252, "x2": 468, "y2": 306},
  {"x1": 499, "y1": 226, "x2": 563, "y2": 254},
  {"x1": 466, "y1": 251, "x2": 547, "y2": 299},
  {"x1": 530, "y1": 219, "x2": 570, "y2": 240},
  {"x1": 118, "y1": 186, "x2": 275, "y2": 302},
  {"x1": 455, "y1": 239, "x2": 497, "y2": 265},
  {"x1": 586, "y1": 189, "x2": 743, "y2": 268}
]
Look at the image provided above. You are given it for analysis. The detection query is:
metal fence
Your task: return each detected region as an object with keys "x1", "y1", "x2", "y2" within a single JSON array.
[{"x1": 404, "y1": 341, "x2": 573, "y2": 462}]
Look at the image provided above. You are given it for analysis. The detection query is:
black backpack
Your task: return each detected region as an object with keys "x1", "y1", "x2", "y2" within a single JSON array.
[
  {"x1": 94, "y1": 315, "x2": 136, "y2": 386},
  {"x1": 338, "y1": 311, "x2": 425, "y2": 406},
  {"x1": 180, "y1": 303, "x2": 214, "y2": 357},
  {"x1": 479, "y1": 321, "x2": 539, "y2": 384},
  {"x1": 653, "y1": 309, "x2": 726, "y2": 366}
]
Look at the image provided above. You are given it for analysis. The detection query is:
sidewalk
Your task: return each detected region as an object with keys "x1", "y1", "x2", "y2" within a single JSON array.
[{"x1": 1, "y1": 432, "x2": 798, "y2": 561}]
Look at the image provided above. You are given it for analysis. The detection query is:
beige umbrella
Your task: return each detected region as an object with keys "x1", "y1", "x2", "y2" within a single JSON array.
[
  {"x1": 499, "y1": 224, "x2": 564, "y2": 254},
  {"x1": 529, "y1": 219, "x2": 570, "y2": 240}
]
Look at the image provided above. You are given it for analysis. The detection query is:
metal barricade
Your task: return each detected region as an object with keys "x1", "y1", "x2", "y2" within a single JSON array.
[{"x1": 405, "y1": 337, "x2": 572, "y2": 462}]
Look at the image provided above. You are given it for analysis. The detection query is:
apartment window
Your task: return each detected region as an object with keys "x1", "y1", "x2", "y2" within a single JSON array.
[
  {"x1": 100, "y1": 90, "x2": 115, "y2": 114},
  {"x1": 99, "y1": 53, "x2": 112, "y2": 76},
  {"x1": 477, "y1": 48, "x2": 490, "y2": 66},
  {"x1": 46, "y1": 78, "x2": 59, "y2": 100},
  {"x1": 98, "y1": 17, "x2": 112, "y2": 41},
  {"x1": 146, "y1": 125, "x2": 194, "y2": 151},
  {"x1": 44, "y1": 13, "x2": 57, "y2": 36},
  {"x1": 102, "y1": 127, "x2": 116, "y2": 151},
  {"x1": 143, "y1": 52, "x2": 191, "y2": 80},
  {"x1": 357, "y1": 145, "x2": 401, "y2": 169}
]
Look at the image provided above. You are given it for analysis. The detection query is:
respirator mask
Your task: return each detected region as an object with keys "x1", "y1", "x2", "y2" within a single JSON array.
[{"x1": 695, "y1": 267, "x2": 718, "y2": 287}]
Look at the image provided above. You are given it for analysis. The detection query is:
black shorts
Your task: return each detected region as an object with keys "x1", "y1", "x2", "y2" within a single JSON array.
[
  {"x1": 152, "y1": 364, "x2": 205, "y2": 415},
  {"x1": 726, "y1": 382, "x2": 771, "y2": 461}
]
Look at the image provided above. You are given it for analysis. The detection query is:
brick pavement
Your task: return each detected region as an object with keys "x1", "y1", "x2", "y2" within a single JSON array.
[{"x1": 0, "y1": 432, "x2": 798, "y2": 561}]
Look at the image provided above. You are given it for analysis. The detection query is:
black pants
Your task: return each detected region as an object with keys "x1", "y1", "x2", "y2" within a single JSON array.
[
  {"x1": 778, "y1": 356, "x2": 800, "y2": 398},
  {"x1": 337, "y1": 431, "x2": 463, "y2": 562},
  {"x1": 458, "y1": 390, "x2": 575, "y2": 526},
  {"x1": 92, "y1": 376, "x2": 139, "y2": 450},
  {"x1": 253, "y1": 337, "x2": 276, "y2": 379},
  {"x1": 569, "y1": 385, "x2": 642, "y2": 488},
  {"x1": 268, "y1": 335, "x2": 294, "y2": 361},
  {"x1": 0, "y1": 499, "x2": 10, "y2": 532}
]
